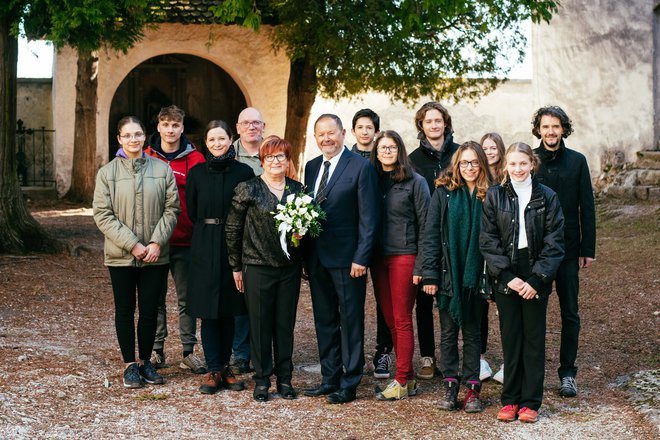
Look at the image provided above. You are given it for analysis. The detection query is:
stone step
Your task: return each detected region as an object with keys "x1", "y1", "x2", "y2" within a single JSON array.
[{"x1": 634, "y1": 150, "x2": 660, "y2": 169}]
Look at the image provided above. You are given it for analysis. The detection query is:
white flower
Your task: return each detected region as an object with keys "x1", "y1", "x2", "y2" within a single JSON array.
[{"x1": 286, "y1": 193, "x2": 296, "y2": 204}]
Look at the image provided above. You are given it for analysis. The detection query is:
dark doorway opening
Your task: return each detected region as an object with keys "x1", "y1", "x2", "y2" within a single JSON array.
[{"x1": 108, "y1": 54, "x2": 247, "y2": 158}]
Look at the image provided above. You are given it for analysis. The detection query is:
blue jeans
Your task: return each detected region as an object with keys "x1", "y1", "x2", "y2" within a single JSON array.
[{"x1": 232, "y1": 314, "x2": 250, "y2": 361}]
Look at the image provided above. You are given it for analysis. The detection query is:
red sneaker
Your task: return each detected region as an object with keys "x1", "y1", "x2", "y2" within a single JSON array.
[
  {"x1": 518, "y1": 407, "x2": 539, "y2": 423},
  {"x1": 497, "y1": 404, "x2": 519, "y2": 422}
]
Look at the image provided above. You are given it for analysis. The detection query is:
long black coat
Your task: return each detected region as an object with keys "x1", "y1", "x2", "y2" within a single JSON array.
[{"x1": 186, "y1": 159, "x2": 254, "y2": 319}]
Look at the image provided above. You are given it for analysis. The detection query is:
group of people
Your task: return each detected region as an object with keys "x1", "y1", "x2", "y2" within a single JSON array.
[{"x1": 92, "y1": 101, "x2": 595, "y2": 423}]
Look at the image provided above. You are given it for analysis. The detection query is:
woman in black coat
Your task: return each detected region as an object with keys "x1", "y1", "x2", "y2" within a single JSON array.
[
  {"x1": 225, "y1": 135, "x2": 303, "y2": 402},
  {"x1": 480, "y1": 142, "x2": 565, "y2": 423},
  {"x1": 186, "y1": 120, "x2": 254, "y2": 395}
]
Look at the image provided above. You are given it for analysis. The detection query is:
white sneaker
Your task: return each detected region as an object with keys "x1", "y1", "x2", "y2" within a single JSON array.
[
  {"x1": 180, "y1": 352, "x2": 208, "y2": 374},
  {"x1": 479, "y1": 358, "x2": 493, "y2": 381},
  {"x1": 493, "y1": 364, "x2": 504, "y2": 384}
]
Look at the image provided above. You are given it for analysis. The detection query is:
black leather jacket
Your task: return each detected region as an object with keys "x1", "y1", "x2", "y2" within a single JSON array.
[{"x1": 479, "y1": 178, "x2": 565, "y2": 296}]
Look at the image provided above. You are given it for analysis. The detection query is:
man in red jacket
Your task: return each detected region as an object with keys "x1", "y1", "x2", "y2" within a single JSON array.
[{"x1": 144, "y1": 105, "x2": 207, "y2": 374}]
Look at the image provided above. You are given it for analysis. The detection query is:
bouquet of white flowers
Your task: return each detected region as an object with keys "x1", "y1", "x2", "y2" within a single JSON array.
[{"x1": 272, "y1": 193, "x2": 326, "y2": 258}]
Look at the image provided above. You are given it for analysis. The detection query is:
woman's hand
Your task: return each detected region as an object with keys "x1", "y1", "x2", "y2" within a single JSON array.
[
  {"x1": 507, "y1": 277, "x2": 525, "y2": 293},
  {"x1": 131, "y1": 243, "x2": 148, "y2": 260},
  {"x1": 292, "y1": 232, "x2": 303, "y2": 241},
  {"x1": 143, "y1": 243, "x2": 161, "y2": 263},
  {"x1": 412, "y1": 275, "x2": 423, "y2": 285},
  {"x1": 233, "y1": 271, "x2": 244, "y2": 293},
  {"x1": 518, "y1": 282, "x2": 538, "y2": 300},
  {"x1": 422, "y1": 284, "x2": 438, "y2": 296}
]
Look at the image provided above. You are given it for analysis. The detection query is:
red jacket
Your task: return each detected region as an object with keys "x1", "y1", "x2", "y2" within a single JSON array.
[{"x1": 144, "y1": 133, "x2": 205, "y2": 246}]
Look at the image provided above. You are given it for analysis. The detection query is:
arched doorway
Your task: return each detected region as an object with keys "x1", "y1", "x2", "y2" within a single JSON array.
[{"x1": 108, "y1": 54, "x2": 247, "y2": 157}]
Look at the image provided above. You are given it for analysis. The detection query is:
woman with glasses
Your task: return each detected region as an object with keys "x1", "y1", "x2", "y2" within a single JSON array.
[
  {"x1": 186, "y1": 120, "x2": 255, "y2": 395},
  {"x1": 225, "y1": 135, "x2": 304, "y2": 402},
  {"x1": 369, "y1": 131, "x2": 430, "y2": 401},
  {"x1": 93, "y1": 116, "x2": 180, "y2": 389},
  {"x1": 419, "y1": 141, "x2": 493, "y2": 412}
]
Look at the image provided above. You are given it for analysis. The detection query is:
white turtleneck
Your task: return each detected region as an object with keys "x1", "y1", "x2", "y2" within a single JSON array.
[{"x1": 511, "y1": 175, "x2": 532, "y2": 249}]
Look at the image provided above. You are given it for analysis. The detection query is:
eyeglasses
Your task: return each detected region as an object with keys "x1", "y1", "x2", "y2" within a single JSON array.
[
  {"x1": 459, "y1": 160, "x2": 480, "y2": 169},
  {"x1": 377, "y1": 145, "x2": 398, "y2": 153},
  {"x1": 119, "y1": 133, "x2": 146, "y2": 141},
  {"x1": 264, "y1": 154, "x2": 287, "y2": 163},
  {"x1": 238, "y1": 120, "x2": 263, "y2": 128}
]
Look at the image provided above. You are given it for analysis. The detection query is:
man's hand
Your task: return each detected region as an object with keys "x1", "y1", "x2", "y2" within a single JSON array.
[
  {"x1": 143, "y1": 243, "x2": 161, "y2": 263},
  {"x1": 233, "y1": 271, "x2": 244, "y2": 293},
  {"x1": 518, "y1": 282, "x2": 538, "y2": 300},
  {"x1": 412, "y1": 275, "x2": 423, "y2": 285},
  {"x1": 579, "y1": 256, "x2": 595, "y2": 269},
  {"x1": 422, "y1": 284, "x2": 437, "y2": 295},
  {"x1": 350, "y1": 263, "x2": 367, "y2": 278},
  {"x1": 131, "y1": 243, "x2": 148, "y2": 261}
]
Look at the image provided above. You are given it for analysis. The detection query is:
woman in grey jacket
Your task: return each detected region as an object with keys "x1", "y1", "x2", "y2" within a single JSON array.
[
  {"x1": 93, "y1": 116, "x2": 180, "y2": 389},
  {"x1": 370, "y1": 131, "x2": 430, "y2": 401}
]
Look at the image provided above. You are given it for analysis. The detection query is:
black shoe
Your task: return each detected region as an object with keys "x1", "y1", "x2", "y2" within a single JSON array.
[
  {"x1": 303, "y1": 383, "x2": 339, "y2": 397},
  {"x1": 123, "y1": 363, "x2": 144, "y2": 389},
  {"x1": 437, "y1": 378, "x2": 459, "y2": 410},
  {"x1": 277, "y1": 383, "x2": 298, "y2": 400},
  {"x1": 559, "y1": 376, "x2": 578, "y2": 397},
  {"x1": 373, "y1": 352, "x2": 391, "y2": 379},
  {"x1": 253, "y1": 385, "x2": 269, "y2": 402},
  {"x1": 326, "y1": 388, "x2": 357, "y2": 404},
  {"x1": 139, "y1": 360, "x2": 165, "y2": 385},
  {"x1": 230, "y1": 358, "x2": 255, "y2": 375}
]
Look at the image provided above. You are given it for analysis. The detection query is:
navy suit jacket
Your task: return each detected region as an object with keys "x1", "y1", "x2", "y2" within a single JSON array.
[{"x1": 304, "y1": 148, "x2": 380, "y2": 269}]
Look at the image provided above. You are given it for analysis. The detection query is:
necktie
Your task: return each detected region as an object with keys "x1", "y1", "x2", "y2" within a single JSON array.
[{"x1": 316, "y1": 161, "x2": 331, "y2": 201}]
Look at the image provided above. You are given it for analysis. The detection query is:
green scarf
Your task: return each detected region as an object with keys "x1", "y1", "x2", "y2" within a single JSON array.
[{"x1": 437, "y1": 186, "x2": 484, "y2": 326}]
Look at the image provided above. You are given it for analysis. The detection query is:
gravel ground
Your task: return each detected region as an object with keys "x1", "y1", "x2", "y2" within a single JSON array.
[{"x1": 0, "y1": 200, "x2": 657, "y2": 439}]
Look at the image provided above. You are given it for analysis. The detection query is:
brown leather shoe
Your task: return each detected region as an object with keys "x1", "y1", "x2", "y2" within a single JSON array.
[
  {"x1": 221, "y1": 366, "x2": 246, "y2": 391},
  {"x1": 199, "y1": 371, "x2": 222, "y2": 395}
]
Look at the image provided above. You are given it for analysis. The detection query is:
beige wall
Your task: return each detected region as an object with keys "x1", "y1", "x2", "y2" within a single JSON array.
[
  {"x1": 17, "y1": 79, "x2": 53, "y2": 129},
  {"x1": 52, "y1": 24, "x2": 290, "y2": 195}
]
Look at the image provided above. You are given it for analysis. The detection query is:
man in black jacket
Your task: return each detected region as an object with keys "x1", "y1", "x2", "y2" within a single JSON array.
[
  {"x1": 532, "y1": 106, "x2": 596, "y2": 398},
  {"x1": 408, "y1": 101, "x2": 459, "y2": 379}
]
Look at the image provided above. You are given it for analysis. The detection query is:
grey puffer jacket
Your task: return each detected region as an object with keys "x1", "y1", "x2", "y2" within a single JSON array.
[
  {"x1": 479, "y1": 178, "x2": 565, "y2": 296},
  {"x1": 93, "y1": 154, "x2": 180, "y2": 267}
]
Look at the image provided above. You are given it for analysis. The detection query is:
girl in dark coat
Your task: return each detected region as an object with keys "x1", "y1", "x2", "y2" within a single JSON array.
[
  {"x1": 420, "y1": 141, "x2": 493, "y2": 413},
  {"x1": 480, "y1": 142, "x2": 565, "y2": 423},
  {"x1": 186, "y1": 120, "x2": 254, "y2": 395}
]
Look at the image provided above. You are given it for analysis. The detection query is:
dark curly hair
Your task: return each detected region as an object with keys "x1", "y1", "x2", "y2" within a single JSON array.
[{"x1": 531, "y1": 106, "x2": 574, "y2": 139}]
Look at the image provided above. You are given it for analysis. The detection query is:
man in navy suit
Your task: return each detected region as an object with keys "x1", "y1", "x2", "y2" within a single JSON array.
[{"x1": 303, "y1": 114, "x2": 380, "y2": 404}]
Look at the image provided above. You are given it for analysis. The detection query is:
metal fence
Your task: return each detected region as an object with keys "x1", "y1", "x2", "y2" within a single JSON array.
[{"x1": 16, "y1": 119, "x2": 55, "y2": 187}]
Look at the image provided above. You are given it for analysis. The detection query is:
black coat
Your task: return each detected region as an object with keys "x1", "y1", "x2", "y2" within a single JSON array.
[
  {"x1": 479, "y1": 179, "x2": 565, "y2": 296},
  {"x1": 186, "y1": 159, "x2": 255, "y2": 319},
  {"x1": 408, "y1": 134, "x2": 460, "y2": 193},
  {"x1": 534, "y1": 141, "x2": 596, "y2": 260}
]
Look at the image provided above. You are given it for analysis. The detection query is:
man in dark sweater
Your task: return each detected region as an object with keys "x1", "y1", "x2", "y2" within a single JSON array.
[
  {"x1": 408, "y1": 101, "x2": 459, "y2": 379},
  {"x1": 532, "y1": 106, "x2": 596, "y2": 398}
]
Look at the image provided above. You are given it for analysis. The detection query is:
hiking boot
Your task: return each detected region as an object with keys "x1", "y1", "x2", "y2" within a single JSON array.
[
  {"x1": 373, "y1": 352, "x2": 391, "y2": 379},
  {"x1": 492, "y1": 364, "x2": 504, "y2": 384},
  {"x1": 375, "y1": 380, "x2": 408, "y2": 401},
  {"x1": 180, "y1": 352, "x2": 207, "y2": 374},
  {"x1": 497, "y1": 404, "x2": 519, "y2": 422},
  {"x1": 150, "y1": 351, "x2": 167, "y2": 369},
  {"x1": 230, "y1": 358, "x2": 254, "y2": 375},
  {"x1": 559, "y1": 376, "x2": 577, "y2": 397},
  {"x1": 123, "y1": 363, "x2": 144, "y2": 389},
  {"x1": 199, "y1": 371, "x2": 222, "y2": 395},
  {"x1": 518, "y1": 407, "x2": 538, "y2": 423},
  {"x1": 437, "y1": 378, "x2": 459, "y2": 410},
  {"x1": 139, "y1": 360, "x2": 165, "y2": 385},
  {"x1": 220, "y1": 366, "x2": 246, "y2": 391},
  {"x1": 463, "y1": 380, "x2": 484, "y2": 413},
  {"x1": 407, "y1": 379, "x2": 418, "y2": 397},
  {"x1": 416, "y1": 356, "x2": 436, "y2": 380},
  {"x1": 479, "y1": 358, "x2": 493, "y2": 381}
]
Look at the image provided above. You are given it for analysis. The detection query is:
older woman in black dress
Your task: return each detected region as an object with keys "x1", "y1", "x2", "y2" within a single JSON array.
[
  {"x1": 186, "y1": 120, "x2": 254, "y2": 395},
  {"x1": 225, "y1": 135, "x2": 303, "y2": 402}
]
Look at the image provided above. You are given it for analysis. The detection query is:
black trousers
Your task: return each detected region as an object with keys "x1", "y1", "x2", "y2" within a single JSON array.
[
  {"x1": 308, "y1": 256, "x2": 366, "y2": 391},
  {"x1": 438, "y1": 295, "x2": 483, "y2": 383},
  {"x1": 480, "y1": 300, "x2": 489, "y2": 354},
  {"x1": 243, "y1": 263, "x2": 302, "y2": 387},
  {"x1": 495, "y1": 249, "x2": 548, "y2": 411},
  {"x1": 201, "y1": 317, "x2": 234, "y2": 371},
  {"x1": 415, "y1": 287, "x2": 436, "y2": 358},
  {"x1": 108, "y1": 265, "x2": 169, "y2": 363},
  {"x1": 554, "y1": 258, "x2": 580, "y2": 379}
]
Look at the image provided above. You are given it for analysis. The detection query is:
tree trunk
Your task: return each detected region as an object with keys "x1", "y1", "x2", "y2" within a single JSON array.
[
  {"x1": 283, "y1": 57, "x2": 317, "y2": 178},
  {"x1": 0, "y1": 12, "x2": 61, "y2": 254},
  {"x1": 65, "y1": 51, "x2": 98, "y2": 203}
]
